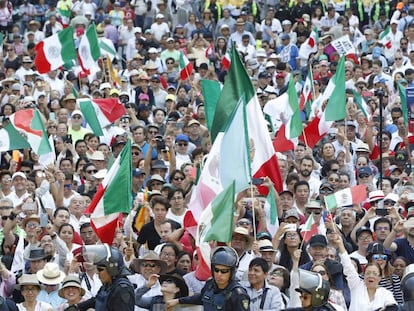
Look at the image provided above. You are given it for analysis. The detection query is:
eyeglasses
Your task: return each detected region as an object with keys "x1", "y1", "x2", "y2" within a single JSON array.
[
  {"x1": 358, "y1": 235, "x2": 372, "y2": 241},
  {"x1": 63, "y1": 184, "x2": 72, "y2": 189},
  {"x1": 173, "y1": 177, "x2": 184, "y2": 181},
  {"x1": 72, "y1": 115, "x2": 82, "y2": 119},
  {"x1": 285, "y1": 233, "x2": 298, "y2": 238},
  {"x1": 213, "y1": 267, "x2": 231, "y2": 274},
  {"x1": 97, "y1": 266, "x2": 106, "y2": 272},
  {"x1": 142, "y1": 262, "x2": 158, "y2": 268},
  {"x1": 160, "y1": 252, "x2": 175, "y2": 258},
  {"x1": 87, "y1": 169, "x2": 98, "y2": 174},
  {"x1": 2, "y1": 215, "x2": 15, "y2": 221},
  {"x1": 177, "y1": 143, "x2": 188, "y2": 147},
  {"x1": 372, "y1": 254, "x2": 388, "y2": 261},
  {"x1": 314, "y1": 270, "x2": 326, "y2": 276},
  {"x1": 375, "y1": 226, "x2": 389, "y2": 231},
  {"x1": 132, "y1": 152, "x2": 140, "y2": 156},
  {"x1": 26, "y1": 222, "x2": 38, "y2": 228}
]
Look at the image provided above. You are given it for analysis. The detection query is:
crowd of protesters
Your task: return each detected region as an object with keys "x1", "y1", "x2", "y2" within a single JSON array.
[{"x1": 0, "y1": 0, "x2": 414, "y2": 310}]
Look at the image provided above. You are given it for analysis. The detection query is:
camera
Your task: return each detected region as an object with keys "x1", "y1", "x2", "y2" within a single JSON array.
[
  {"x1": 62, "y1": 134, "x2": 72, "y2": 144},
  {"x1": 155, "y1": 135, "x2": 166, "y2": 150},
  {"x1": 374, "y1": 88, "x2": 385, "y2": 97},
  {"x1": 375, "y1": 208, "x2": 389, "y2": 216}
]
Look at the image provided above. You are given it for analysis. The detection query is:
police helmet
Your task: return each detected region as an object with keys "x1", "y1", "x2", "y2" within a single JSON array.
[
  {"x1": 402, "y1": 264, "x2": 414, "y2": 302},
  {"x1": 83, "y1": 244, "x2": 126, "y2": 277},
  {"x1": 296, "y1": 269, "x2": 330, "y2": 308}
]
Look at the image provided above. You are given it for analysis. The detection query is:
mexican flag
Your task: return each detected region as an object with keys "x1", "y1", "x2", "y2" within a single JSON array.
[
  {"x1": 6, "y1": 109, "x2": 52, "y2": 155},
  {"x1": 321, "y1": 56, "x2": 346, "y2": 121},
  {"x1": 300, "y1": 69, "x2": 313, "y2": 114},
  {"x1": 299, "y1": 27, "x2": 319, "y2": 60},
  {"x1": 379, "y1": 27, "x2": 392, "y2": 50},
  {"x1": 398, "y1": 83, "x2": 408, "y2": 127},
  {"x1": 196, "y1": 181, "x2": 235, "y2": 280},
  {"x1": 34, "y1": 26, "x2": 77, "y2": 74},
  {"x1": 78, "y1": 98, "x2": 126, "y2": 136},
  {"x1": 78, "y1": 24, "x2": 101, "y2": 72},
  {"x1": 201, "y1": 79, "x2": 222, "y2": 133},
  {"x1": 352, "y1": 90, "x2": 370, "y2": 119},
  {"x1": 264, "y1": 75, "x2": 302, "y2": 139},
  {"x1": 179, "y1": 52, "x2": 193, "y2": 80},
  {"x1": 99, "y1": 38, "x2": 117, "y2": 60},
  {"x1": 324, "y1": 184, "x2": 367, "y2": 211},
  {"x1": 85, "y1": 140, "x2": 132, "y2": 245},
  {"x1": 222, "y1": 51, "x2": 231, "y2": 70},
  {"x1": 272, "y1": 124, "x2": 296, "y2": 152},
  {"x1": 299, "y1": 112, "x2": 333, "y2": 148},
  {"x1": 264, "y1": 186, "x2": 279, "y2": 236},
  {"x1": 301, "y1": 212, "x2": 318, "y2": 243}
]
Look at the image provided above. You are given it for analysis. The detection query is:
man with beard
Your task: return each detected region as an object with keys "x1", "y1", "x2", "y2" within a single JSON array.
[
  {"x1": 384, "y1": 216, "x2": 414, "y2": 263},
  {"x1": 298, "y1": 156, "x2": 321, "y2": 199}
]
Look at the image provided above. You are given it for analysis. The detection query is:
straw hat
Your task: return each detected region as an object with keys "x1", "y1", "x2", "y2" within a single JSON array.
[
  {"x1": 130, "y1": 251, "x2": 167, "y2": 274},
  {"x1": 15, "y1": 274, "x2": 43, "y2": 291},
  {"x1": 58, "y1": 275, "x2": 86, "y2": 298},
  {"x1": 36, "y1": 262, "x2": 66, "y2": 285}
]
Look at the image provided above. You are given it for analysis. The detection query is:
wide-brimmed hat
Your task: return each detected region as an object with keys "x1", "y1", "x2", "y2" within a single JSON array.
[
  {"x1": 36, "y1": 262, "x2": 66, "y2": 285},
  {"x1": 58, "y1": 275, "x2": 86, "y2": 298},
  {"x1": 159, "y1": 273, "x2": 189, "y2": 297},
  {"x1": 21, "y1": 214, "x2": 40, "y2": 229},
  {"x1": 232, "y1": 227, "x2": 253, "y2": 248},
  {"x1": 15, "y1": 274, "x2": 43, "y2": 291},
  {"x1": 24, "y1": 247, "x2": 46, "y2": 261},
  {"x1": 130, "y1": 251, "x2": 167, "y2": 274}
]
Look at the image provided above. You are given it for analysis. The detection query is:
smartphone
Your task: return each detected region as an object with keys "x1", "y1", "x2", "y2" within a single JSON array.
[
  {"x1": 405, "y1": 163, "x2": 412, "y2": 175},
  {"x1": 40, "y1": 213, "x2": 48, "y2": 227},
  {"x1": 375, "y1": 208, "x2": 389, "y2": 216},
  {"x1": 63, "y1": 134, "x2": 72, "y2": 144},
  {"x1": 49, "y1": 112, "x2": 56, "y2": 121},
  {"x1": 285, "y1": 224, "x2": 297, "y2": 232},
  {"x1": 252, "y1": 178, "x2": 264, "y2": 185}
]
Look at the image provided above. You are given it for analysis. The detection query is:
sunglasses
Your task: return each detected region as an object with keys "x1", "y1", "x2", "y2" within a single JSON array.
[
  {"x1": 2, "y1": 214, "x2": 15, "y2": 221},
  {"x1": 26, "y1": 222, "x2": 38, "y2": 228},
  {"x1": 173, "y1": 177, "x2": 184, "y2": 181},
  {"x1": 383, "y1": 200, "x2": 394, "y2": 205},
  {"x1": 87, "y1": 169, "x2": 98, "y2": 174},
  {"x1": 142, "y1": 263, "x2": 158, "y2": 268},
  {"x1": 319, "y1": 189, "x2": 333, "y2": 195},
  {"x1": 372, "y1": 254, "x2": 388, "y2": 261},
  {"x1": 20, "y1": 170, "x2": 31, "y2": 174},
  {"x1": 359, "y1": 174, "x2": 370, "y2": 178},
  {"x1": 177, "y1": 143, "x2": 188, "y2": 147},
  {"x1": 48, "y1": 125, "x2": 56, "y2": 128},
  {"x1": 213, "y1": 267, "x2": 231, "y2": 274},
  {"x1": 132, "y1": 152, "x2": 140, "y2": 156},
  {"x1": 72, "y1": 115, "x2": 82, "y2": 119}
]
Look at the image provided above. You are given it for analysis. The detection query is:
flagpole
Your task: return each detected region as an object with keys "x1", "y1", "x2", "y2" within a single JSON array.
[
  {"x1": 250, "y1": 183, "x2": 257, "y2": 240},
  {"x1": 302, "y1": 128, "x2": 309, "y2": 147}
]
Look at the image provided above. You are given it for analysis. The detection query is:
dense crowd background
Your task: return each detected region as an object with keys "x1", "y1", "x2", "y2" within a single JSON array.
[{"x1": 1, "y1": 0, "x2": 414, "y2": 310}]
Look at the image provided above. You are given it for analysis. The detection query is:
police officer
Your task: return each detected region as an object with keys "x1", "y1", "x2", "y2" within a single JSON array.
[
  {"x1": 166, "y1": 246, "x2": 250, "y2": 310},
  {"x1": 284, "y1": 269, "x2": 336, "y2": 311},
  {"x1": 401, "y1": 264, "x2": 414, "y2": 311},
  {"x1": 76, "y1": 244, "x2": 135, "y2": 311}
]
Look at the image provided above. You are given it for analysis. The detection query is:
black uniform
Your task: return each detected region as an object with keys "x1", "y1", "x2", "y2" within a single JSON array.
[
  {"x1": 179, "y1": 278, "x2": 250, "y2": 311},
  {"x1": 77, "y1": 276, "x2": 135, "y2": 311}
]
